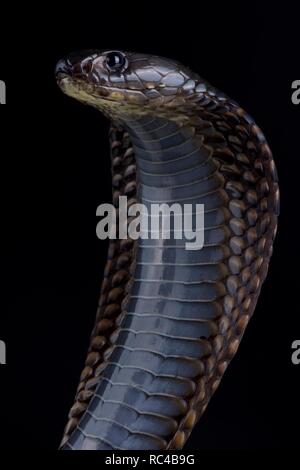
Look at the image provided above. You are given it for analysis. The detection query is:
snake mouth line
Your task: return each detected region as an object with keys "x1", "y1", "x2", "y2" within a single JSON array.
[
  {"x1": 56, "y1": 74, "x2": 123, "y2": 110},
  {"x1": 56, "y1": 74, "x2": 143, "y2": 111}
]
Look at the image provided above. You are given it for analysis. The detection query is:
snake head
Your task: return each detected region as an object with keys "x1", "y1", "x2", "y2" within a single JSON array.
[{"x1": 55, "y1": 49, "x2": 210, "y2": 122}]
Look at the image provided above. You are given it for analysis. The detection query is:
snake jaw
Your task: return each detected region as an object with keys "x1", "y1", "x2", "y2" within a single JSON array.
[{"x1": 57, "y1": 74, "x2": 195, "y2": 125}]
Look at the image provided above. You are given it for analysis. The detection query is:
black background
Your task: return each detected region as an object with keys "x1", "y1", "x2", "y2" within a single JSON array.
[{"x1": 0, "y1": 2, "x2": 299, "y2": 450}]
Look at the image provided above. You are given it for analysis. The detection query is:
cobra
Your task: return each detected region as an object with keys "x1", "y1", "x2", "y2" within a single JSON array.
[{"x1": 56, "y1": 50, "x2": 279, "y2": 450}]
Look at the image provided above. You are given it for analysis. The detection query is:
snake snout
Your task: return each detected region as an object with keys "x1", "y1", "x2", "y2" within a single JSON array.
[
  {"x1": 56, "y1": 50, "x2": 100, "y2": 81},
  {"x1": 55, "y1": 58, "x2": 72, "y2": 78}
]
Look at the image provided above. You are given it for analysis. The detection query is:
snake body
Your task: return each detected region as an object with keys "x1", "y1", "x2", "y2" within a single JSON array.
[{"x1": 56, "y1": 50, "x2": 279, "y2": 450}]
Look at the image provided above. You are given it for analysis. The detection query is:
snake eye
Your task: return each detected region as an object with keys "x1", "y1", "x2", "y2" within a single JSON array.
[{"x1": 105, "y1": 51, "x2": 126, "y2": 72}]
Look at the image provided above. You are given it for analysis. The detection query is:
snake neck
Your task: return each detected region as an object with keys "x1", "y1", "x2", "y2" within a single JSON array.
[
  {"x1": 125, "y1": 115, "x2": 211, "y2": 187},
  {"x1": 60, "y1": 95, "x2": 279, "y2": 451}
]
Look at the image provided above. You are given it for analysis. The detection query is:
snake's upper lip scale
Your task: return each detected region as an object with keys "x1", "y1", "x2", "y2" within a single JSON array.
[{"x1": 55, "y1": 72, "x2": 69, "y2": 83}]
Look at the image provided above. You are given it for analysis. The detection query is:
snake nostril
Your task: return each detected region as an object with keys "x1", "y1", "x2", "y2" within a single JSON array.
[{"x1": 55, "y1": 58, "x2": 72, "y2": 77}]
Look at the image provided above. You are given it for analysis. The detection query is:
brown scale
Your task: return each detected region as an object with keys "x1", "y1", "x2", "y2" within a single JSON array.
[
  {"x1": 166, "y1": 97, "x2": 278, "y2": 450},
  {"x1": 60, "y1": 126, "x2": 137, "y2": 448}
]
